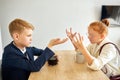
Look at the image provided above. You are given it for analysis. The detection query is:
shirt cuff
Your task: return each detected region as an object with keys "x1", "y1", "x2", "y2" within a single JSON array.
[{"x1": 87, "y1": 57, "x2": 101, "y2": 70}]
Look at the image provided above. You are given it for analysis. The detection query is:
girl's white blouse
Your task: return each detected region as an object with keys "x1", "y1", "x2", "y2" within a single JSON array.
[{"x1": 87, "y1": 37, "x2": 120, "y2": 77}]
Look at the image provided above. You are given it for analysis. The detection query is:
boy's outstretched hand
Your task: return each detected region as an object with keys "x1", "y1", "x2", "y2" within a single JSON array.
[{"x1": 47, "y1": 38, "x2": 68, "y2": 48}]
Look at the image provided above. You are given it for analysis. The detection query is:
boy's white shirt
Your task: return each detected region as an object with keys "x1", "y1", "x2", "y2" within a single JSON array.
[
  {"x1": 13, "y1": 42, "x2": 26, "y2": 54},
  {"x1": 86, "y1": 37, "x2": 120, "y2": 77}
]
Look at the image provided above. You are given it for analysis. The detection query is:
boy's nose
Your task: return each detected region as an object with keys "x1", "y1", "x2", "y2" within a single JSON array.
[{"x1": 30, "y1": 38, "x2": 32, "y2": 41}]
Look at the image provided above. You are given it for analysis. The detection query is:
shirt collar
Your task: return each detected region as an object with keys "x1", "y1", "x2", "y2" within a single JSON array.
[{"x1": 12, "y1": 41, "x2": 26, "y2": 54}]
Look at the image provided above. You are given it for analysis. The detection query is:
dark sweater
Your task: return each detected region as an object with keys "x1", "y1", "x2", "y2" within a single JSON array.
[{"x1": 1, "y1": 42, "x2": 54, "y2": 80}]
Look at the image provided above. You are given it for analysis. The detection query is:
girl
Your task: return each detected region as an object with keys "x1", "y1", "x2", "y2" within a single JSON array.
[{"x1": 66, "y1": 19, "x2": 120, "y2": 77}]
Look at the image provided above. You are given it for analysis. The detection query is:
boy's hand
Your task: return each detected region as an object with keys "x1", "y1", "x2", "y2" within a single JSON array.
[{"x1": 48, "y1": 38, "x2": 68, "y2": 48}]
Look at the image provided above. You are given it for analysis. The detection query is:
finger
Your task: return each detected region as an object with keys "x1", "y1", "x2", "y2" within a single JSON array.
[
  {"x1": 75, "y1": 35, "x2": 79, "y2": 43},
  {"x1": 78, "y1": 33, "x2": 81, "y2": 40},
  {"x1": 70, "y1": 27, "x2": 72, "y2": 33},
  {"x1": 78, "y1": 33, "x2": 83, "y2": 41},
  {"x1": 57, "y1": 38, "x2": 68, "y2": 44},
  {"x1": 61, "y1": 38, "x2": 68, "y2": 43},
  {"x1": 71, "y1": 35, "x2": 77, "y2": 43},
  {"x1": 81, "y1": 36, "x2": 84, "y2": 41},
  {"x1": 73, "y1": 32, "x2": 77, "y2": 37},
  {"x1": 71, "y1": 38, "x2": 75, "y2": 44},
  {"x1": 53, "y1": 38, "x2": 60, "y2": 43},
  {"x1": 71, "y1": 38, "x2": 78, "y2": 48},
  {"x1": 55, "y1": 38, "x2": 60, "y2": 41},
  {"x1": 66, "y1": 28, "x2": 68, "y2": 34},
  {"x1": 78, "y1": 33, "x2": 84, "y2": 41},
  {"x1": 66, "y1": 28, "x2": 71, "y2": 37}
]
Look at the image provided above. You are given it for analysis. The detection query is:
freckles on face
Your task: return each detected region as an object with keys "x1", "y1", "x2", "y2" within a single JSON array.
[
  {"x1": 87, "y1": 29, "x2": 101, "y2": 44},
  {"x1": 88, "y1": 36, "x2": 94, "y2": 44}
]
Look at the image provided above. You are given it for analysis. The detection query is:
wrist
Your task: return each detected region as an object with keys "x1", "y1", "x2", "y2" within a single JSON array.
[
  {"x1": 47, "y1": 45, "x2": 52, "y2": 49},
  {"x1": 75, "y1": 49, "x2": 81, "y2": 53},
  {"x1": 47, "y1": 44, "x2": 53, "y2": 48}
]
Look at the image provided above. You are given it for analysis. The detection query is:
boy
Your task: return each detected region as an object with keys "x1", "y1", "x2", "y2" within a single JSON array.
[{"x1": 1, "y1": 18, "x2": 68, "y2": 80}]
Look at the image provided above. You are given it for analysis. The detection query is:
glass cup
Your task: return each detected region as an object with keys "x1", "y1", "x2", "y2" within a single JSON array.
[{"x1": 76, "y1": 53, "x2": 85, "y2": 64}]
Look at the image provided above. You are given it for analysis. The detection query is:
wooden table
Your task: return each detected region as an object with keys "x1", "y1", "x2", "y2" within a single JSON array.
[{"x1": 29, "y1": 50, "x2": 110, "y2": 80}]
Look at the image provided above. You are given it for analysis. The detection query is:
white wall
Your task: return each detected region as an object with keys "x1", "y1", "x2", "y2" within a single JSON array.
[
  {"x1": 0, "y1": 26, "x2": 2, "y2": 59},
  {"x1": 0, "y1": 0, "x2": 120, "y2": 56}
]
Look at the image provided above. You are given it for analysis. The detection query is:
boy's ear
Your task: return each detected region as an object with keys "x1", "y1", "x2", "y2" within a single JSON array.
[{"x1": 12, "y1": 33, "x2": 19, "y2": 40}]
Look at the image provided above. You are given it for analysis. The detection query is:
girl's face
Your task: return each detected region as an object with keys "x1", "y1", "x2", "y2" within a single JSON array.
[
  {"x1": 13, "y1": 28, "x2": 33, "y2": 49},
  {"x1": 88, "y1": 28, "x2": 104, "y2": 44}
]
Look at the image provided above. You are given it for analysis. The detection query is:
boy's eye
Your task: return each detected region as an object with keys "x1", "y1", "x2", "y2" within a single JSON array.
[{"x1": 27, "y1": 35, "x2": 32, "y2": 37}]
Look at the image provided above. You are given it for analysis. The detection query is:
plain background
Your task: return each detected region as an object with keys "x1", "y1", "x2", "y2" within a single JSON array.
[{"x1": 0, "y1": 0, "x2": 120, "y2": 59}]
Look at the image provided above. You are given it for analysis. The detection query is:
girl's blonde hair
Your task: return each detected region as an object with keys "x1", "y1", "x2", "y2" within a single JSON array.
[
  {"x1": 88, "y1": 19, "x2": 109, "y2": 36},
  {"x1": 9, "y1": 18, "x2": 34, "y2": 37}
]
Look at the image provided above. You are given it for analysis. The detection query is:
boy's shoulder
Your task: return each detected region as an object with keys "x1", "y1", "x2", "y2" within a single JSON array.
[
  {"x1": 4, "y1": 41, "x2": 14, "y2": 49},
  {"x1": 4, "y1": 42, "x2": 18, "y2": 53}
]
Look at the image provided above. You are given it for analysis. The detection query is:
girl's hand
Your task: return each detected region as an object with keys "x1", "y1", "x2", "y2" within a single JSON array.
[
  {"x1": 66, "y1": 28, "x2": 76, "y2": 40},
  {"x1": 48, "y1": 38, "x2": 68, "y2": 48},
  {"x1": 71, "y1": 33, "x2": 85, "y2": 52},
  {"x1": 66, "y1": 28, "x2": 78, "y2": 50}
]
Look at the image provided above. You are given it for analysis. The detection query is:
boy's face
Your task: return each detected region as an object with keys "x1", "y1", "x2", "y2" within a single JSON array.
[{"x1": 13, "y1": 28, "x2": 33, "y2": 49}]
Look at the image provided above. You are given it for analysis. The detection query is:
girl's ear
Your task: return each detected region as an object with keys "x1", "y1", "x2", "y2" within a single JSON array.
[
  {"x1": 12, "y1": 33, "x2": 19, "y2": 40},
  {"x1": 101, "y1": 34, "x2": 105, "y2": 39}
]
